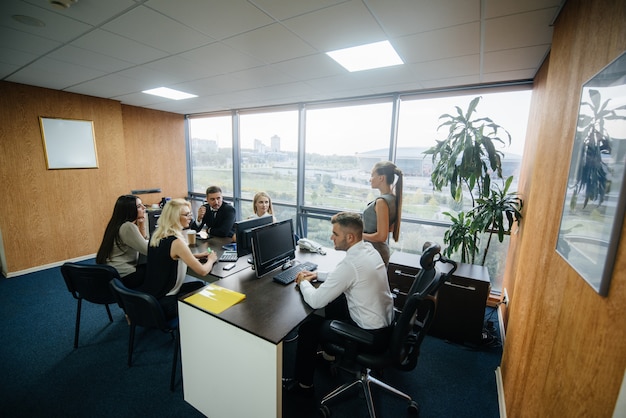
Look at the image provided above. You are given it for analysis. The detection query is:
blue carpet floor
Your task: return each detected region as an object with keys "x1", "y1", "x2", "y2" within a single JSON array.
[{"x1": 0, "y1": 262, "x2": 502, "y2": 418}]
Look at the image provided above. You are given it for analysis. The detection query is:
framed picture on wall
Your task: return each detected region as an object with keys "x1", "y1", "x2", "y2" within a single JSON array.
[
  {"x1": 556, "y1": 51, "x2": 626, "y2": 297},
  {"x1": 39, "y1": 117, "x2": 98, "y2": 169}
]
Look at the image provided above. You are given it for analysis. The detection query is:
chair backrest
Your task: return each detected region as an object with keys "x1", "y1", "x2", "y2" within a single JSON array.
[
  {"x1": 391, "y1": 246, "x2": 457, "y2": 371},
  {"x1": 390, "y1": 282, "x2": 441, "y2": 371},
  {"x1": 109, "y1": 278, "x2": 175, "y2": 331},
  {"x1": 403, "y1": 243, "x2": 442, "y2": 299},
  {"x1": 61, "y1": 263, "x2": 119, "y2": 305}
]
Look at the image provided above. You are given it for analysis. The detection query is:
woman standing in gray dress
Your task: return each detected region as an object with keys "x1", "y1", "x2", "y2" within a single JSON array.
[{"x1": 362, "y1": 161, "x2": 403, "y2": 266}]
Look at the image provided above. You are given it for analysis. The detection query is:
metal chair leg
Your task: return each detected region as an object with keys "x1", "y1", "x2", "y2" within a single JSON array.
[
  {"x1": 73, "y1": 299, "x2": 82, "y2": 348},
  {"x1": 128, "y1": 325, "x2": 136, "y2": 367},
  {"x1": 170, "y1": 330, "x2": 179, "y2": 391}
]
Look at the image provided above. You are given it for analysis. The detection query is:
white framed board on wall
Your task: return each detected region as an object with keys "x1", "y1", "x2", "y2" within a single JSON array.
[{"x1": 39, "y1": 117, "x2": 98, "y2": 169}]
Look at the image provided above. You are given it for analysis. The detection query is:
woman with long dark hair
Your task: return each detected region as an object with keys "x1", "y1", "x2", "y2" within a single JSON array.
[{"x1": 96, "y1": 195, "x2": 148, "y2": 288}]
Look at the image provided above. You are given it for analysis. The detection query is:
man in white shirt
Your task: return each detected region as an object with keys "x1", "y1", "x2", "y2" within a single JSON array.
[{"x1": 285, "y1": 212, "x2": 394, "y2": 396}]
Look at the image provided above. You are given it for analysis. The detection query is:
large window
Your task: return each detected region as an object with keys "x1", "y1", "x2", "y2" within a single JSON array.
[
  {"x1": 304, "y1": 100, "x2": 394, "y2": 210},
  {"x1": 239, "y1": 109, "x2": 299, "y2": 219},
  {"x1": 186, "y1": 86, "x2": 532, "y2": 292},
  {"x1": 302, "y1": 100, "x2": 394, "y2": 243},
  {"x1": 396, "y1": 89, "x2": 531, "y2": 220},
  {"x1": 188, "y1": 114, "x2": 233, "y2": 196},
  {"x1": 395, "y1": 89, "x2": 531, "y2": 289}
]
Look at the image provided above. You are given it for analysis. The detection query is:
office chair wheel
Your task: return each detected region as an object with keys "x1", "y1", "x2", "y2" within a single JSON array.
[
  {"x1": 407, "y1": 400, "x2": 420, "y2": 414},
  {"x1": 318, "y1": 404, "x2": 331, "y2": 417}
]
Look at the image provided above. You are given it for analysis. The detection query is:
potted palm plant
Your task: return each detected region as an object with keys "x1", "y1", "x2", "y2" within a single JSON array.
[{"x1": 424, "y1": 96, "x2": 523, "y2": 265}]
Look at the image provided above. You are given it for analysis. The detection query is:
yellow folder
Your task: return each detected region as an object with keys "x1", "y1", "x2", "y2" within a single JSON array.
[{"x1": 184, "y1": 284, "x2": 246, "y2": 314}]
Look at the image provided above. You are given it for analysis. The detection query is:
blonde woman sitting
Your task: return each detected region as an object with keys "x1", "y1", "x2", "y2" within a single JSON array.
[{"x1": 144, "y1": 198, "x2": 217, "y2": 319}]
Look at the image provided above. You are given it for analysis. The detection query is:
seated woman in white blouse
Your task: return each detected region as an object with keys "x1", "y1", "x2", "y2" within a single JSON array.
[{"x1": 250, "y1": 191, "x2": 277, "y2": 222}]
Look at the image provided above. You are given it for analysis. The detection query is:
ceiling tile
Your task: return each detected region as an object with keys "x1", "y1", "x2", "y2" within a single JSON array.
[
  {"x1": 143, "y1": 55, "x2": 214, "y2": 84},
  {"x1": 23, "y1": 0, "x2": 139, "y2": 26},
  {"x1": 420, "y1": 75, "x2": 481, "y2": 89},
  {"x1": 283, "y1": 1, "x2": 386, "y2": 51},
  {"x1": 180, "y1": 42, "x2": 264, "y2": 75},
  {"x1": 66, "y1": 73, "x2": 144, "y2": 98},
  {"x1": 229, "y1": 65, "x2": 296, "y2": 89},
  {"x1": 250, "y1": 0, "x2": 346, "y2": 21},
  {"x1": 481, "y1": 69, "x2": 537, "y2": 83},
  {"x1": 0, "y1": 0, "x2": 92, "y2": 43},
  {"x1": 484, "y1": 9, "x2": 556, "y2": 52},
  {"x1": 270, "y1": 53, "x2": 345, "y2": 81},
  {"x1": 483, "y1": 45, "x2": 550, "y2": 73},
  {"x1": 394, "y1": 23, "x2": 480, "y2": 64},
  {"x1": 410, "y1": 55, "x2": 480, "y2": 81},
  {"x1": 0, "y1": 26, "x2": 60, "y2": 58},
  {"x1": 147, "y1": 0, "x2": 273, "y2": 40},
  {"x1": 7, "y1": 56, "x2": 106, "y2": 90},
  {"x1": 71, "y1": 29, "x2": 167, "y2": 64},
  {"x1": 0, "y1": 61, "x2": 20, "y2": 79},
  {"x1": 484, "y1": 0, "x2": 564, "y2": 19},
  {"x1": 102, "y1": 6, "x2": 213, "y2": 54},
  {"x1": 173, "y1": 74, "x2": 246, "y2": 96},
  {"x1": 366, "y1": 0, "x2": 479, "y2": 37},
  {"x1": 48, "y1": 44, "x2": 134, "y2": 73},
  {"x1": 223, "y1": 23, "x2": 316, "y2": 64}
]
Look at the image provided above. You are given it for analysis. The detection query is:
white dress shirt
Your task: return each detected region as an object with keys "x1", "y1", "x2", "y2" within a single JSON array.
[{"x1": 299, "y1": 241, "x2": 394, "y2": 330}]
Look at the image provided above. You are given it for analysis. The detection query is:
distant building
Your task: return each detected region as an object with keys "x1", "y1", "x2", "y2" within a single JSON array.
[
  {"x1": 192, "y1": 137, "x2": 218, "y2": 153},
  {"x1": 254, "y1": 138, "x2": 267, "y2": 153},
  {"x1": 270, "y1": 135, "x2": 281, "y2": 152},
  {"x1": 356, "y1": 147, "x2": 432, "y2": 176},
  {"x1": 356, "y1": 147, "x2": 522, "y2": 178}
]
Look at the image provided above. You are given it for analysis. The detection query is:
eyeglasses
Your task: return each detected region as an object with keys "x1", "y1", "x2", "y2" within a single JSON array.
[{"x1": 180, "y1": 212, "x2": 193, "y2": 218}]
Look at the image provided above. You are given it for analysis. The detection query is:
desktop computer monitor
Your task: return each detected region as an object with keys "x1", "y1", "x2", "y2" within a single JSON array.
[
  {"x1": 250, "y1": 219, "x2": 296, "y2": 278},
  {"x1": 147, "y1": 209, "x2": 162, "y2": 237},
  {"x1": 234, "y1": 216, "x2": 273, "y2": 257}
]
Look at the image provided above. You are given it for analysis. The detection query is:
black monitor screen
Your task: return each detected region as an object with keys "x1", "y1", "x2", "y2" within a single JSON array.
[
  {"x1": 147, "y1": 209, "x2": 162, "y2": 238},
  {"x1": 251, "y1": 219, "x2": 296, "y2": 278},
  {"x1": 235, "y1": 216, "x2": 274, "y2": 257}
]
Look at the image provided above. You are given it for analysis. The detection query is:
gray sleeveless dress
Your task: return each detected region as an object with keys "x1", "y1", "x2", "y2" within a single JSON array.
[{"x1": 362, "y1": 194, "x2": 396, "y2": 266}]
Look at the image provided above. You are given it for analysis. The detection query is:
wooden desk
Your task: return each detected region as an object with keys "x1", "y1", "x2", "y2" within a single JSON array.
[
  {"x1": 188, "y1": 236, "x2": 251, "y2": 279},
  {"x1": 178, "y1": 247, "x2": 344, "y2": 418}
]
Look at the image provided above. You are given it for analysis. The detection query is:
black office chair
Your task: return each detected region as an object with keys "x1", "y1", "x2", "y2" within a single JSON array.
[
  {"x1": 109, "y1": 278, "x2": 180, "y2": 391},
  {"x1": 319, "y1": 245, "x2": 457, "y2": 418},
  {"x1": 61, "y1": 262, "x2": 120, "y2": 348}
]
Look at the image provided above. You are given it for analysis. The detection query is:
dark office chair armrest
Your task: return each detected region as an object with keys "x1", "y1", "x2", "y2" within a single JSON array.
[{"x1": 329, "y1": 320, "x2": 375, "y2": 346}]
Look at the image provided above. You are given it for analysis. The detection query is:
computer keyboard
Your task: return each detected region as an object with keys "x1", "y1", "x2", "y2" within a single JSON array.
[
  {"x1": 273, "y1": 261, "x2": 318, "y2": 285},
  {"x1": 218, "y1": 251, "x2": 238, "y2": 262}
]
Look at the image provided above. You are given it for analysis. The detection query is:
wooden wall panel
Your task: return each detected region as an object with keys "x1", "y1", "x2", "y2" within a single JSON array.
[
  {"x1": 500, "y1": 53, "x2": 551, "y2": 328},
  {"x1": 121, "y1": 105, "x2": 187, "y2": 207},
  {"x1": 501, "y1": 0, "x2": 626, "y2": 417},
  {"x1": 0, "y1": 83, "x2": 185, "y2": 275}
]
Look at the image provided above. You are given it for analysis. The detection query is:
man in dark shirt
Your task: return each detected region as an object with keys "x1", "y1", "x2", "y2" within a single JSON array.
[{"x1": 191, "y1": 185, "x2": 236, "y2": 238}]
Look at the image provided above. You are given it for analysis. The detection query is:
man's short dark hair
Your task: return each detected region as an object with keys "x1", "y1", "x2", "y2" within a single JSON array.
[
  {"x1": 206, "y1": 185, "x2": 222, "y2": 195},
  {"x1": 331, "y1": 212, "x2": 363, "y2": 235}
]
